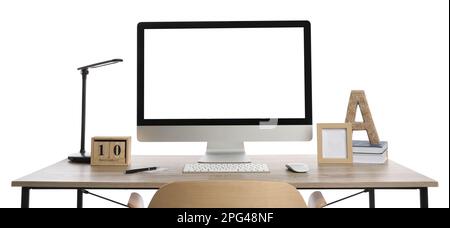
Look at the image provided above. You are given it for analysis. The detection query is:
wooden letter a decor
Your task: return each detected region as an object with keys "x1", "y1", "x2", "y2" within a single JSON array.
[{"x1": 345, "y1": 90, "x2": 380, "y2": 145}]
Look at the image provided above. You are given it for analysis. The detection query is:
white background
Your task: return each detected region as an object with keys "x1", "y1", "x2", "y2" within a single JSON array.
[
  {"x1": 144, "y1": 28, "x2": 305, "y2": 119},
  {"x1": 0, "y1": 0, "x2": 448, "y2": 208}
]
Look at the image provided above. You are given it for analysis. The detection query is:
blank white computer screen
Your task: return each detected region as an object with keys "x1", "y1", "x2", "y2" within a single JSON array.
[{"x1": 144, "y1": 27, "x2": 305, "y2": 119}]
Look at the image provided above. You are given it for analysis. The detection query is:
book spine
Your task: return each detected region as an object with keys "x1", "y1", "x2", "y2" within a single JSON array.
[
  {"x1": 353, "y1": 150, "x2": 388, "y2": 164},
  {"x1": 352, "y1": 147, "x2": 388, "y2": 154}
]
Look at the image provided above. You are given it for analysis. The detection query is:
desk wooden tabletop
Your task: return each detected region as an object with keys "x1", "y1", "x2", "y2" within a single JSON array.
[{"x1": 11, "y1": 155, "x2": 438, "y2": 189}]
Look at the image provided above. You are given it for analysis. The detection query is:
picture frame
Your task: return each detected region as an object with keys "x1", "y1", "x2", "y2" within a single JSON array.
[{"x1": 317, "y1": 123, "x2": 353, "y2": 164}]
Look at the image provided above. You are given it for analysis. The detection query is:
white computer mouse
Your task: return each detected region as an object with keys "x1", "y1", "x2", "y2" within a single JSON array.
[{"x1": 286, "y1": 163, "x2": 309, "y2": 173}]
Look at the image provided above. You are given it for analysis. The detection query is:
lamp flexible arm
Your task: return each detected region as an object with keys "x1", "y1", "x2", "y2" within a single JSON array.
[{"x1": 80, "y1": 69, "x2": 89, "y2": 155}]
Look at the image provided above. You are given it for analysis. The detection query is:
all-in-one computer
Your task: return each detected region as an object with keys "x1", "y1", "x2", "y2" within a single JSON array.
[{"x1": 137, "y1": 21, "x2": 312, "y2": 171}]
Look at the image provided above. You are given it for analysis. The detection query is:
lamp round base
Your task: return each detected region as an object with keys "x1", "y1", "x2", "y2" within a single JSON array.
[{"x1": 68, "y1": 153, "x2": 91, "y2": 164}]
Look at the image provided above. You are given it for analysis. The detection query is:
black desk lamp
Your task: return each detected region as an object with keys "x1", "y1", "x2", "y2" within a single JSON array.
[{"x1": 68, "y1": 59, "x2": 123, "y2": 163}]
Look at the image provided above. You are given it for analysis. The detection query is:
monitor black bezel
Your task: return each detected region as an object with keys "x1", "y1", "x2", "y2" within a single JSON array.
[{"x1": 137, "y1": 21, "x2": 312, "y2": 126}]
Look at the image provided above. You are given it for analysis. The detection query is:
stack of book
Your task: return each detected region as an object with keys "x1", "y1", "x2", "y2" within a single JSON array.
[{"x1": 352, "y1": 140, "x2": 388, "y2": 164}]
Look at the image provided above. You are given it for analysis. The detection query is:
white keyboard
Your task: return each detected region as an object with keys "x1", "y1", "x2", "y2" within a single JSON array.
[{"x1": 183, "y1": 163, "x2": 270, "y2": 173}]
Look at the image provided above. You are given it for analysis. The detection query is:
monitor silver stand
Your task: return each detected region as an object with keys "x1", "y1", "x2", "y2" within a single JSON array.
[{"x1": 199, "y1": 141, "x2": 251, "y2": 163}]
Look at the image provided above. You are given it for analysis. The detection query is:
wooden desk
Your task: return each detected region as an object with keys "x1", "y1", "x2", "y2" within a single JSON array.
[{"x1": 12, "y1": 155, "x2": 438, "y2": 208}]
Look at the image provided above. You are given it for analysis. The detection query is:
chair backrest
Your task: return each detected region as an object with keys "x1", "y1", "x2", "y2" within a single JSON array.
[{"x1": 148, "y1": 180, "x2": 307, "y2": 208}]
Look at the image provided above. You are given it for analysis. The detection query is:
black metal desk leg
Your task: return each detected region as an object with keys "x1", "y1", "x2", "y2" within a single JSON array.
[
  {"x1": 368, "y1": 189, "x2": 375, "y2": 208},
  {"x1": 77, "y1": 189, "x2": 83, "y2": 208},
  {"x1": 21, "y1": 187, "x2": 30, "y2": 208},
  {"x1": 420, "y1": 188, "x2": 428, "y2": 208}
]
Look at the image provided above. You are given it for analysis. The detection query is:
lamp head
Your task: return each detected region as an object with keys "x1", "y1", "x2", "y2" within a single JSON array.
[{"x1": 77, "y1": 59, "x2": 123, "y2": 71}]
